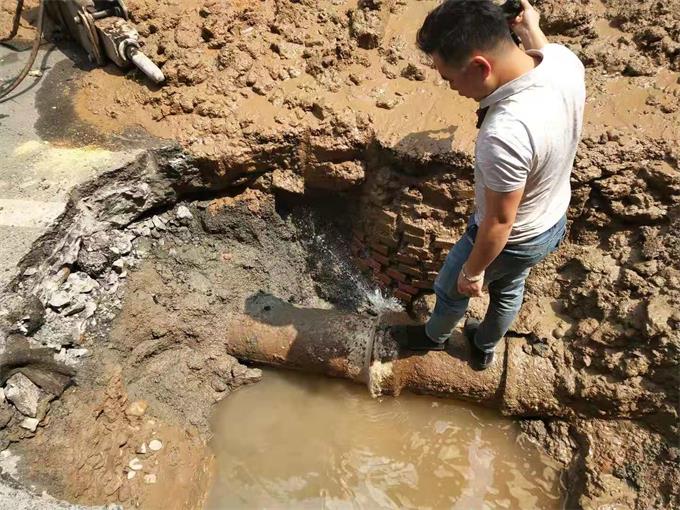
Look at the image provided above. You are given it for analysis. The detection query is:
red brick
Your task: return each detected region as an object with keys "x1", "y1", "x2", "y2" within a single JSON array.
[
  {"x1": 412, "y1": 279, "x2": 434, "y2": 289},
  {"x1": 433, "y1": 237, "x2": 456, "y2": 250},
  {"x1": 395, "y1": 253, "x2": 419, "y2": 266},
  {"x1": 404, "y1": 246, "x2": 432, "y2": 261},
  {"x1": 386, "y1": 268, "x2": 407, "y2": 283},
  {"x1": 398, "y1": 282, "x2": 419, "y2": 295},
  {"x1": 366, "y1": 258, "x2": 382, "y2": 271},
  {"x1": 371, "y1": 251, "x2": 390, "y2": 265},
  {"x1": 374, "y1": 222, "x2": 397, "y2": 237},
  {"x1": 374, "y1": 209, "x2": 398, "y2": 229},
  {"x1": 370, "y1": 242, "x2": 390, "y2": 256},
  {"x1": 376, "y1": 233, "x2": 399, "y2": 248},
  {"x1": 394, "y1": 290, "x2": 412, "y2": 303},
  {"x1": 402, "y1": 221, "x2": 427, "y2": 237},
  {"x1": 350, "y1": 238, "x2": 365, "y2": 256},
  {"x1": 424, "y1": 261, "x2": 441, "y2": 271},
  {"x1": 374, "y1": 272, "x2": 393, "y2": 286},
  {"x1": 355, "y1": 258, "x2": 370, "y2": 272},
  {"x1": 403, "y1": 232, "x2": 426, "y2": 247},
  {"x1": 398, "y1": 264, "x2": 423, "y2": 278}
]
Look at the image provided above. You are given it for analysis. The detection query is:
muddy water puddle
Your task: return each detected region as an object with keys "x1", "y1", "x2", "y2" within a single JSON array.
[{"x1": 207, "y1": 369, "x2": 563, "y2": 509}]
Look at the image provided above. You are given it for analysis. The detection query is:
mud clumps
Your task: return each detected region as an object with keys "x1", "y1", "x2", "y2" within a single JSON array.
[{"x1": 1, "y1": 0, "x2": 679, "y2": 509}]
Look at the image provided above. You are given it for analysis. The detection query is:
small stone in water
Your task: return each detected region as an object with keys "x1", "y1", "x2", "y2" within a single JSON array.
[{"x1": 148, "y1": 439, "x2": 163, "y2": 452}]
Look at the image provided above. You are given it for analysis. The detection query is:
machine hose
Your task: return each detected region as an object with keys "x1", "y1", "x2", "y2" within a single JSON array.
[{"x1": 0, "y1": 0, "x2": 46, "y2": 102}]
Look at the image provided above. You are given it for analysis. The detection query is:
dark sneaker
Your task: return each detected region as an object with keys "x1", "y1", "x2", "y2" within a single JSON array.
[
  {"x1": 390, "y1": 324, "x2": 446, "y2": 352},
  {"x1": 463, "y1": 319, "x2": 495, "y2": 371}
]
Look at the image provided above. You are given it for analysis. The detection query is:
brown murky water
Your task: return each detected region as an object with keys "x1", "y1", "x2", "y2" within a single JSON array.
[{"x1": 207, "y1": 369, "x2": 563, "y2": 509}]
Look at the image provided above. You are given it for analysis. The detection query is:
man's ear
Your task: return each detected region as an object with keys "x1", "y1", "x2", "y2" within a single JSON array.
[{"x1": 470, "y1": 55, "x2": 492, "y2": 80}]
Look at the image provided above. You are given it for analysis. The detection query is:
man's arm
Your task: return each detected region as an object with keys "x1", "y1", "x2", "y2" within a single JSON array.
[
  {"x1": 510, "y1": 0, "x2": 548, "y2": 51},
  {"x1": 457, "y1": 187, "x2": 523, "y2": 297}
]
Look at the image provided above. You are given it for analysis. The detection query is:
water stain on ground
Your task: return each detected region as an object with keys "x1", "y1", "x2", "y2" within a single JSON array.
[{"x1": 33, "y1": 44, "x2": 158, "y2": 151}]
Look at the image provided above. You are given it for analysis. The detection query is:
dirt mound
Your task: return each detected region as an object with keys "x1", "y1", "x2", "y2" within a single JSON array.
[{"x1": 1, "y1": 0, "x2": 679, "y2": 509}]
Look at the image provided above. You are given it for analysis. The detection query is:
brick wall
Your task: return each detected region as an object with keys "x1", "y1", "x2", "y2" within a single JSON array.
[{"x1": 351, "y1": 221, "x2": 457, "y2": 302}]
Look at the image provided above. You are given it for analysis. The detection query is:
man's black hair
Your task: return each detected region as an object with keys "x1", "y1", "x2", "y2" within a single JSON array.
[{"x1": 417, "y1": 0, "x2": 514, "y2": 67}]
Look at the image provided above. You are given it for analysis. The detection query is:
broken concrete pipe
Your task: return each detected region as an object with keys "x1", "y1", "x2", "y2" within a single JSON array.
[{"x1": 224, "y1": 292, "x2": 562, "y2": 418}]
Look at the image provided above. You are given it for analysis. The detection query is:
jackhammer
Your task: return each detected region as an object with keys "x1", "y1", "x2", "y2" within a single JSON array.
[{"x1": 1, "y1": 0, "x2": 163, "y2": 101}]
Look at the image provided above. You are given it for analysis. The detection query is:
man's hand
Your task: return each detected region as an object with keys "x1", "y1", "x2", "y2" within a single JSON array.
[
  {"x1": 457, "y1": 270, "x2": 484, "y2": 297},
  {"x1": 509, "y1": 0, "x2": 548, "y2": 50}
]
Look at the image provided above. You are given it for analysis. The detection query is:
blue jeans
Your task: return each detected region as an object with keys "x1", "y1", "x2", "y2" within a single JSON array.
[{"x1": 425, "y1": 215, "x2": 567, "y2": 352}]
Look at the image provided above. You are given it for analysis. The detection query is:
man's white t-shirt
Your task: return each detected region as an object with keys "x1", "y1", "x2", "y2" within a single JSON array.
[{"x1": 474, "y1": 43, "x2": 586, "y2": 243}]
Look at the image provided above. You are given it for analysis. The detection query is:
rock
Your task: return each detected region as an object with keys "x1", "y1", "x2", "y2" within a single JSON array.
[
  {"x1": 271, "y1": 169, "x2": 305, "y2": 195},
  {"x1": 350, "y1": 8, "x2": 385, "y2": 49},
  {"x1": 5, "y1": 373, "x2": 41, "y2": 418},
  {"x1": 2, "y1": 294, "x2": 45, "y2": 336},
  {"x1": 143, "y1": 474, "x2": 157, "y2": 484},
  {"x1": 84, "y1": 301, "x2": 98, "y2": 319},
  {"x1": 411, "y1": 293, "x2": 436, "y2": 323},
  {"x1": 48, "y1": 292, "x2": 71, "y2": 311},
  {"x1": 64, "y1": 301, "x2": 87, "y2": 317},
  {"x1": 148, "y1": 439, "x2": 163, "y2": 452},
  {"x1": 401, "y1": 63, "x2": 426, "y2": 81},
  {"x1": 304, "y1": 161, "x2": 366, "y2": 191},
  {"x1": 211, "y1": 378, "x2": 227, "y2": 392},
  {"x1": 646, "y1": 296, "x2": 672, "y2": 335},
  {"x1": 152, "y1": 216, "x2": 167, "y2": 231},
  {"x1": 109, "y1": 233, "x2": 133, "y2": 256},
  {"x1": 128, "y1": 458, "x2": 143, "y2": 471},
  {"x1": 77, "y1": 250, "x2": 109, "y2": 276},
  {"x1": 112, "y1": 259, "x2": 126, "y2": 273},
  {"x1": 0, "y1": 404, "x2": 13, "y2": 429},
  {"x1": 78, "y1": 231, "x2": 133, "y2": 275},
  {"x1": 136, "y1": 443, "x2": 147, "y2": 454},
  {"x1": 127, "y1": 471, "x2": 136, "y2": 480},
  {"x1": 176, "y1": 205, "x2": 193, "y2": 223},
  {"x1": 376, "y1": 97, "x2": 399, "y2": 110},
  {"x1": 553, "y1": 325, "x2": 568, "y2": 339},
  {"x1": 125, "y1": 400, "x2": 148, "y2": 417},
  {"x1": 65, "y1": 273, "x2": 98, "y2": 294},
  {"x1": 19, "y1": 417, "x2": 39, "y2": 432}
]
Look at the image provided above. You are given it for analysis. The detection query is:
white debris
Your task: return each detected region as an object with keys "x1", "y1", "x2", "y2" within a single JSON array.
[
  {"x1": 127, "y1": 471, "x2": 137, "y2": 480},
  {"x1": 48, "y1": 291, "x2": 71, "y2": 311},
  {"x1": 20, "y1": 417, "x2": 39, "y2": 432},
  {"x1": 128, "y1": 458, "x2": 143, "y2": 471},
  {"x1": 112, "y1": 259, "x2": 126, "y2": 273},
  {"x1": 5, "y1": 373, "x2": 41, "y2": 418},
  {"x1": 176, "y1": 205, "x2": 193, "y2": 221},
  {"x1": 143, "y1": 474, "x2": 157, "y2": 484},
  {"x1": 65, "y1": 273, "x2": 98, "y2": 294},
  {"x1": 148, "y1": 439, "x2": 163, "y2": 452}
]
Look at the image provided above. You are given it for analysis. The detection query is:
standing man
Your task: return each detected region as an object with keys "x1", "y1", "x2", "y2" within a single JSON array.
[{"x1": 393, "y1": 0, "x2": 585, "y2": 370}]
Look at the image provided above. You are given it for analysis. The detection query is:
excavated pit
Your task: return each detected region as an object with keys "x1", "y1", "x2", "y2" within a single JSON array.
[
  {"x1": 1, "y1": 0, "x2": 679, "y2": 508},
  {"x1": 0, "y1": 140, "x2": 676, "y2": 509}
]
